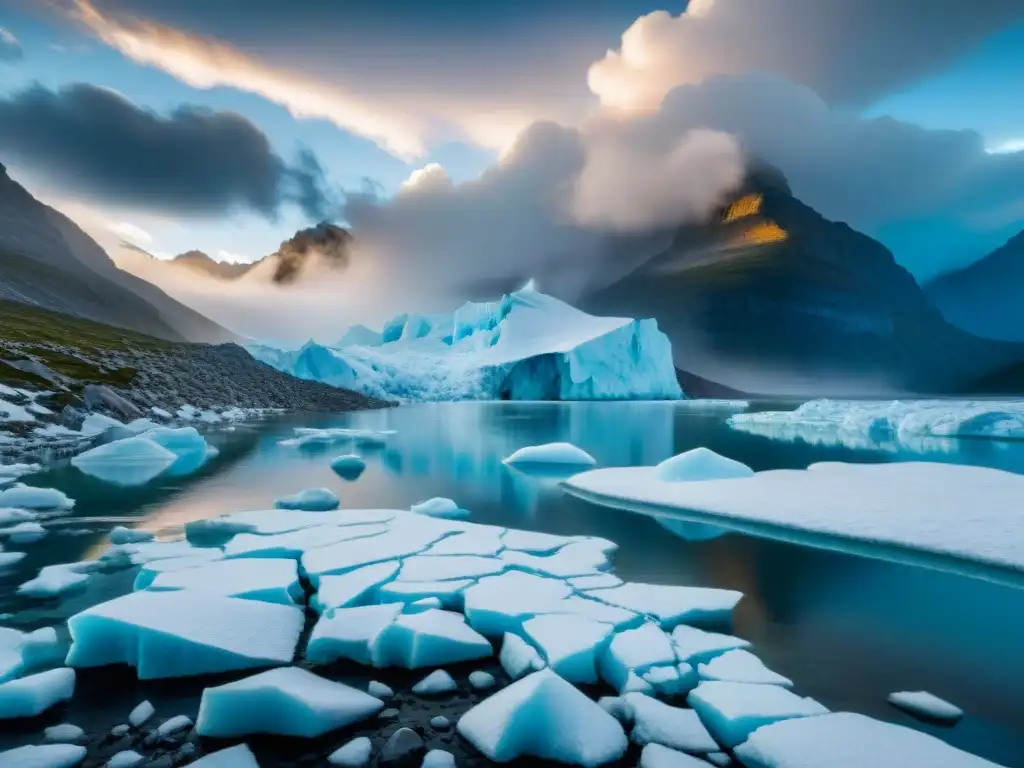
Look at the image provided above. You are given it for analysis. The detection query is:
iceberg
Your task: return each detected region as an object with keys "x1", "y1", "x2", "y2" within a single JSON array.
[
  {"x1": 655, "y1": 448, "x2": 754, "y2": 483},
  {"x1": 71, "y1": 437, "x2": 177, "y2": 486},
  {"x1": 457, "y1": 668, "x2": 628, "y2": 766},
  {"x1": 248, "y1": 287, "x2": 682, "y2": 402},
  {"x1": 274, "y1": 487, "x2": 340, "y2": 511},
  {"x1": 732, "y1": 711, "x2": 1003, "y2": 768},
  {"x1": 330, "y1": 454, "x2": 367, "y2": 480},
  {"x1": 887, "y1": 690, "x2": 963, "y2": 723},
  {"x1": 66, "y1": 591, "x2": 303, "y2": 678},
  {"x1": 0, "y1": 668, "x2": 75, "y2": 719},
  {"x1": 0, "y1": 744, "x2": 87, "y2": 768},
  {"x1": 689, "y1": 681, "x2": 828, "y2": 748},
  {"x1": 196, "y1": 667, "x2": 383, "y2": 738},
  {"x1": 18, "y1": 562, "x2": 95, "y2": 598},
  {"x1": 0, "y1": 521, "x2": 46, "y2": 544},
  {"x1": 503, "y1": 442, "x2": 597, "y2": 467},
  {"x1": 698, "y1": 649, "x2": 792, "y2": 687},
  {"x1": 108, "y1": 526, "x2": 154, "y2": 545}
]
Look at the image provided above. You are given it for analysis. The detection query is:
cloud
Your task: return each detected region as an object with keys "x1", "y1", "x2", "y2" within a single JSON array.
[
  {"x1": 589, "y1": 0, "x2": 1024, "y2": 112},
  {"x1": 0, "y1": 82, "x2": 333, "y2": 220},
  {"x1": 105, "y1": 220, "x2": 152, "y2": 246},
  {"x1": 0, "y1": 28, "x2": 23, "y2": 63}
]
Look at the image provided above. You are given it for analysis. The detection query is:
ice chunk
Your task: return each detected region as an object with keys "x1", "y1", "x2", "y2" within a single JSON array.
[
  {"x1": 225, "y1": 523, "x2": 387, "y2": 560},
  {"x1": 463, "y1": 571, "x2": 573, "y2": 637},
  {"x1": 331, "y1": 454, "x2": 367, "y2": 480},
  {"x1": 410, "y1": 497, "x2": 467, "y2": 519},
  {"x1": 0, "y1": 521, "x2": 46, "y2": 544},
  {"x1": 655, "y1": 448, "x2": 754, "y2": 483},
  {"x1": 671, "y1": 625, "x2": 750, "y2": 663},
  {"x1": 398, "y1": 555, "x2": 506, "y2": 582},
  {"x1": 306, "y1": 603, "x2": 403, "y2": 665},
  {"x1": 585, "y1": 582, "x2": 742, "y2": 629},
  {"x1": 706, "y1": 752, "x2": 732, "y2": 767},
  {"x1": 368, "y1": 680, "x2": 393, "y2": 698},
  {"x1": 423, "y1": 528, "x2": 504, "y2": 556},
  {"x1": 302, "y1": 526, "x2": 447, "y2": 582},
  {"x1": 312, "y1": 560, "x2": 401, "y2": 612},
  {"x1": 71, "y1": 437, "x2": 178, "y2": 486},
  {"x1": 569, "y1": 573, "x2": 622, "y2": 590},
  {"x1": 373, "y1": 609, "x2": 492, "y2": 669},
  {"x1": 501, "y1": 538, "x2": 613, "y2": 578},
  {"x1": 275, "y1": 487, "x2": 340, "y2": 511},
  {"x1": 80, "y1": 413, "x2": 124, "y2": 435},
  {"x1": 329, "y1": 737, "x2": 373, "y2": 767},
  {"x1": 0, "y1": 508, "x2": 36, "y2": 526},
  {"x1": 887, "y1": 690, "x2": 963, "y2": 723},
  {"x1": 107, "y1": 750, "x2": 144, "y2": 768},
  {"x1": 197, "y1": 666, "x2": 383, "y2": 738},
  {"x1": 132, "y1": 552, "x2": 226, "y2": 589},
  {"x1": 622, "y1": 692, "x2": 719, "y2": 753},
  {"x1": 457, "y1": 668, "x2": 627, "y2": 766},
  {"x1": 600, "y1": 622, "x2": 677, "y2": 692},
  {"x1": 499, "y1": 632, "x2": 546, "y2": 680},
  {"x1": 128, "y1": 700, "x2": 155, "y2": 727},
  {"x1": 146, "y1": 557, "x2": 303, "y2": 605},
  {"x1": 157, "y1": 714, "x2": 193, "y2": 737},
  {"x1": 0, "y1": 668, "x2": 75, "y2": 718},
  {"x1": 412, "y1": 669, "x2": 456, "y2": 695},
  {"x1": 639, "y1": 743, "x2": 711, "y2": 768},
  {"x1": 0, "y1": 550, "x2": 26, "y2": 568},
  {"x1": 734, "y1": 711, "x2": 1001, "y2": 768},
  {"x1": 503, "y1": 442, "x2": 596, "y2": 467},
  {"x1": 642, "y1": 664, "x2": 697, "y2": 697},
  {"x1": 66, "y1": 591, "x2": 303, "y2": 678},
  {"x1": 43, "y1": 724, "x2": 84, "y2": 743},
  {"x1": 430, "y1": 715, "x2": 450, "y2": 728},
  {"x1": 688, "y1": 681, "x2": 828, "y2": 748},
  {"x1": 20, "y1": 627, "x2": 64, "y2": 668},
  {"x1": 469, "y1": 670, "x2": 496, "y2": 690},
  {"x1": 0, "y1": 485, "x2": 73, "y2": 511},
  {"x1": 500, "y1": 528, "x2": 575, "y2": 554},
  {"x1": 376, "y1": 578, "x2": 473, "y2": 610},
  {"x1": 109, "y1": 526, "x2": 154, "y2": 545},
  {"x1": 422, "y1": 750, "x2": 456, "y2": 768},
  {"x1": 111, "y1": 539, "x2": 221, "y2": 565},
  {"x1": 19, "y1": 562, "x2": 94, "y2": 598},
  {"x1": 522, "y1": 614, "x2": 612, "y2": 684},
  {"x1": 0, "y1": 744, "x2": 87, "y2": 768},
  {"x1": 189, "y1": 744, "x2": 260, "y2": 768},
  {"x1": 698, "y1": 650, "x2": 792, "y2": 687}
]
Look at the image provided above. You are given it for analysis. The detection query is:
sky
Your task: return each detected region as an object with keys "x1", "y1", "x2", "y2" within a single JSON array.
[{"x1": 0, "y1": 0, "x2": 1022, "y2": 316}]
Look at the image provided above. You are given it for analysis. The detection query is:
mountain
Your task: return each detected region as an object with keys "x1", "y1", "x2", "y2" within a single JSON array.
[
  {"x1": 924, "y1": 230, "x2": 1024, "y2": 342},
  {"x1": 580, "y1": 166, "x2": 1022, "y2": 396},
  {"x1": 0, "y1": 162, "x2": 234, "y2": 343}
]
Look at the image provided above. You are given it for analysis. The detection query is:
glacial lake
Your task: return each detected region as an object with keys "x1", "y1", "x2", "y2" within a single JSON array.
[{"x1": 2, "y1": 401, "x2": 1023, "y2": 766}]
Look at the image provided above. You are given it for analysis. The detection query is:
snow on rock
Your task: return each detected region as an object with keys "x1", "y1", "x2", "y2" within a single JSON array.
[
  {"x1": 0, "y1": 668, "x2": 75, "y2": 719},
  {"x1": 42, "y1": 724, "x2": 84, "y2": 743},
  {"x1": 66, "y1": 591, "x2": 303, "y2": 679},
  {"x1": 274, "y1": 487, "x2": 340, "y2": 511},
  {"x1": 655, "y1": 448, "x2": 754, "y2": 483},
  {"x1": 312, "y1": 561, "x2": 401, "y2": 612},
  {"x1": 0, "y1": 744, "x2": 87, "y2": 768},
  {"x1": 620, "y1": 692, "x2": 719, "y2": 753},
  {"x1": 457, "y1": 668, "x2": 628, "y2": 766},
  {"x1": 583, "y1": 582, "x2": 742, "y2": 629},
  {"x1": 410, "y1": 497, "x2": 467, "y2": 519},
  {"x1": 108, "y1": 526, "x2": 154, "y2": 545},
  {"x1": 189, "y1": 744, "x2": 261, "y2": 768},
  {"x1": 567, "y1": 461, "x2": 1024, "y2": 576},
  {"x1": 698, "y1": 650, "x2": 792, "y2": 687},
  {"x1": 18, "y1": 563, "x2": 95, "y2": 598},
  {"x1": 600, "y1": 622, "x2": 677, "y2": 692},
  {"x1": 249, "y1": 287, "x2": 682, "y2": 402},
  {"x1": 329, "y1": 737, "x2": 373, "y2": 767},
  {"x1": 331, "y1": 454, "x2": 367, "y2": 480},
  {"x1": 372, "y1": 609, "x2": 492, "y2": 669},
  {"x1": 306, "y1": 604, "x2": 404, "y2": 666},
  {"x1": 145, "y1": 557, "x2": 303, "y2": 605},
  {"x1": 733, "y1": 711, "x2": 1003, "y2": 768},
  {"x1": 503, "y1": 443, "x2": 597, "y2": 467},
  {"x1": 412, "y1": 669, "x2": 457, "y2": 695},
  {"x1": 71, "y1": 438, "x2": 177, "y2": 486},
  {"x1": 887, "y1": 690, "x2": 963, "y2": 723},
  {"x1": 689, "y1": 681, "x2": 828, "y2": 748},
  {"x1": 80, "y1": 414, "x2": 124, "y2": 435},
  {"x1": 522, "y1": 614, "x2": 612, "y2": 685},
  {"x1": 128, "y1": 700, "x2": 155, "y2": 727},
  {"x1": 0, "y1": 485, "x2": 73, "y2": 511},
  {"x1": 196, "y1": 666, "x2": 383, "y2": 738},
  {"x1": 224, "y1": 523, "x2": 387, "y2": 561},
  {"x1": 639, "y1": 743, "x2": 712, "y2": 768},
  {"x1": 671, "y1": 625, "x2": 750, "y2": 664},
  {"x1": 500, "y1": 632, "x2": 546, "y2": 680}
]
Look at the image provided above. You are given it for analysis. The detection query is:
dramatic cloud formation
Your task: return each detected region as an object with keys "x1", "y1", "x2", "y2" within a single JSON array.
[
  {"x1": 0, "y1": 82, "x2": 333, "y2": 220},
  {"x1": 589, "y1": 0, "x2": 1024, "y2": 112},
  {"x1": 0, "y1": 28, "x2": 23, "y2": 62}
]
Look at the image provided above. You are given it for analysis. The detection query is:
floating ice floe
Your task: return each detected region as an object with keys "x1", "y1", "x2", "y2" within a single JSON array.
[
  {"x1": 887, "y1": 690, "x2": 963, "y2": 723},
  {"x1": 145, "y1": 557, "x2": 303, "y2": 605},
  {"x1": 0, "y1": 485, "x2": 73, "y2": 511},
  {"x1": 671, "y1": 625, "x2": 750, "y2": 663},
  {"x1": 108, "y1": 526, "x2": 154, "y2": 545},
  {"x1": 71, "y1": 437, "x2": 178, "y2": 486},
  {"x1": 331, "y1": 454, "x2": 367, "y2": 480},
  {"x1": 655, "y1": 447, "x2": 755, "y2": 483},
  {"x1": 457, "y1": 668, "x2": 628, "y2": 767},
  {"x1": 698, "y1": 649, "x2": 792, "y2": 687},
  {"x1": 80, "y1": 413, "x2": 124, "y2": 436},
  {"x1": 412, "y1": 669, "x2": 456, "y2": 694},
  {"x1": 0, "y1": 521, "x2": 46, "y2": 544},
  {"x1": 275, "y1": 487, "x2": 340, "y2": 511},
  {"x1": 0, "y1": 508, "x2": 36, "y2": 526},
  {"x1": 582, "y1": 582, "x2": 743, "y2": 629},
  {"x1": 190, "y1": 744, "x2": 261, "y2": 768},
  {"x1": 0, "y1": 668, "x2": 75, "y2": 719},
  {"x1": 131, "y1": 551, "x2": 226, "y2": 589},
  {"x1": 0, "y1": 462, "x2": 40, "y2": 481},
  {"x1": 410, "y1": 497, "x2": 467, "y2": 519},
  {"x1": 689, "y1": 681, "x2": 828, "y2": 747},
  {"x1": 196, "y1": 666, "x2": 383, "y2": 738},
  {"x1": 0, "y1": 744, "x2": 87, "y2": 768},
  {"x1": 733, "y1": 711, "x2": 1003, "y2": 768},
  {"x1": 18, "y1": 562, "x2": 96, "y2": 598},
  {"x1": 329, "y1": 737, "x2": 373, "y2": 767},
  {"x1": 567, "y1": 460, "x2": 1024, "y2": 578},
  {"x1": 503, "y1": 442, "x2": 597, "y2": 467},
  {"x1": 66, "y1": 591, "x2": 303, "y2": 678}
]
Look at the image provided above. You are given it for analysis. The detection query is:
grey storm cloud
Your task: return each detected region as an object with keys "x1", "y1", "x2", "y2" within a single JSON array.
[
  {"x1": 0, "y1": 28, "x2": 23, "y2": 63},
  {"x1": 0, "y1": 82, "x2": 334, "y2": 220}
]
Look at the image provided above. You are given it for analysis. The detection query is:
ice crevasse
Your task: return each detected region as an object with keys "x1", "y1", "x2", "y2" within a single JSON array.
[{"x1": 247, "y1": 286, "x2": 683, "y2": 402}]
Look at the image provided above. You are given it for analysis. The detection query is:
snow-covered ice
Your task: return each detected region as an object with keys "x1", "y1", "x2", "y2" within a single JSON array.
[
  {"x1": 424, "y1": 528, "x2": 503, "y2": 556},
  {"x1": 671, "y1": 625, "x2": 750, "y2": 663},
  {"x1": 196, "y1": 667, "x2": 383, "y2": 738},
  {"x1": 569, "y1": 573, "x2": 622, "y2": 590},
  {"x1": 689, "y1": 681, "x2": 828, "y2": 747},
  {"x1": 312, "y1": 561, "x2": 401, "y2": 612},
  {"x1": 642, "y1": 664, "x2": 697, "y2": 697},
  {"x1": 66, "y1": 591, "x2": 303, "y2": 678},
  {"x1": 422, "y1": 750, "x2": 456, "y2": 768},
  {"x1": 329, "y1": 737, "x2": 373, "y2": 767},
  {"x1": 80, "y1": 414, "x2": 123, "y2": 435},
  {"x1": 503, "y1": 442, "x2": 597, "y2": 467},
  {"x1": 42, "y1": 724, "x2": 84, "y2": 743},
  {"x1": 189, "y1": 744, "x2": 260, "y2": 768},
  {"x1": 0, "y1": 485, "x2": 73, "y2": 510},
  {"x1": 18, "y1": 562, "x2": 95, "y2": 598},
  {"x1": 145, "y1": 557, "x2": 303, "y2": 605},
  {"x1": 128, "y1": 700, "x2": 154, "y2": 727},
  {"x1": 108, "y1": 526, "x2": 154, "y2": 545},
  {"x1": 275, "y1": 487, "x2": 340, "y2": 511},
  {"x1": 500, "y1": 538, "x2": 613, "y2": 578},
  {"x1": 71, "y1": 437, "x2": 178, "y2": 486},
  {"x1": 306, "y1": 603, "x2": 404, "y2": 666},
  {"x1": 462, "y1": 571, "x2": 573, "y2": 637},
  {"x1": 698, "y1": 649, "x2": 792, "y2": 687},
  {"x1": 639, "y1": 743, "x2": 712, "y2": 768},
  {"x1": 0, "y1": 668, "x2": 75, "y2": 719},
  {"x1": 412, "y1": 669, "x2": 457, "y2": 694},
  {"x1": 600, "y1": 622, "x2": 678, "y2": 692},
  {"x1": 368, "y1": 680, "x2": 393, "y2": 698},
  {"x1": 499, "y1": 632, "x2": 546, "y2": 679},
  {"x1": 522, "y1": 614, "x2": 612, "y2": 684},
  {"x1": 107, "y1": 751, "x2": 144, "y2": 768},
  {"x1": 469, "y1": 670, "x2": 496, "y2": 689},
  {"x1": 583, "y1": 582, "x2": 742, "y2": 629},
  {"x1": 619, "y1": 692, "x2": 719, "y2": 753},
  {"x1": 398, "y1": 554, "x2": 506, "y2": 582},
  {"x1": 733, "y1": 711, "x2": 1003, "y2": 768},
  {"x1": 224, "y1": 523, "x2": 387, "y2": 560},
  {"x1": 457, "y1": 668, "x2": 627, "y2": 767},
  {"x1": 887, "y1": 690, "x2": 964, "y2": 723},
  {"x1": 0, "y1": 744, "x2": 87, "y2": 768},
  {"x1": 410, "y1": 497, "x2": 467, "y2": 519},
  {"x1": 500, "y1": 528, "x2": 574, "y2": 554},
  {"x1": 302, "y1": 525, "x2": 447, "y2": 581},
  {"x1": 376, "y1": 578, "x2": 473, "y2": 610},
  {"x1": 0, "y1": 521, "x2": 46, "y2": 544},
  {"x1": 655, "y1": 448, "x2": 754, "y2": 483},
  {"x1": 372, "y1": 609, "x2": 492, "y2": 669}
]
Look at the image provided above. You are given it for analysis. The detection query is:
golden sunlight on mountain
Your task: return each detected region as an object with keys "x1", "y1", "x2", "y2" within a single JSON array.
[
  {"x1": 735, "y1": 220, "x2": 788, "y2": 246},
  {"x1": 722, "y1": 193, "x2": 763, "y2": 223}
]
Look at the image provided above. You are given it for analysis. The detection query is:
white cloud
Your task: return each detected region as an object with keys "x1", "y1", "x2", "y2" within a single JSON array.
[
  {"x1": 987, "y1": 138, "x2": 1024, "y2": 155},
  {"x1": 0, "y1": 27, "x2": 23, "y2": 63},
  {"x1": 105, "y1": 220, "x2": 152, "y2": 245}
]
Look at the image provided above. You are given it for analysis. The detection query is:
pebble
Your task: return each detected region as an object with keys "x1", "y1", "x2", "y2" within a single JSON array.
[
  {"x1": 429, "y1": 715, "x2": 450, "y2": 729},
  {"x1": 379, "y1": 708, "x2": 400, "y2": 719}
]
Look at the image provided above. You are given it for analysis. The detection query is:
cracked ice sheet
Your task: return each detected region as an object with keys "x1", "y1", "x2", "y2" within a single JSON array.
[
  {"x1": 224, "y1": 524, "x2": 389, "y2": 559},
  {"x1": 500, "y1": 538, "x2": 615, "y2": 578},
  {"x1": 302, "y1": 525, "x2": 450, "y2": 583},
  {"x1": 397, "y1": 555, "x2": 507, "y2": 582},
  {"x1": 566, "y1": 462, "x2": 1024, "y2": 577},
  {"x1": 145, "y1": 558, "x2": 304, "y2": 605},
  {"x1": 187, "y1": 509, "x2": 400, "y2": 539},
  {"x1": 584, "y1": 582, "x2": 742, "y2": 629}
]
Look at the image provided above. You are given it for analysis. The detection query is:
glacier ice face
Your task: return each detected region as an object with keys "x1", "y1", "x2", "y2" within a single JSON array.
[
  {"x1": 196, "y1": 667, "x2": 383, "y2": 738},
  {"x1": 688, "y1": 681, "x2": 828, "y2": 748},
  {"x1": 248, "y1": 287, "x2": 682, "y2": 402}
]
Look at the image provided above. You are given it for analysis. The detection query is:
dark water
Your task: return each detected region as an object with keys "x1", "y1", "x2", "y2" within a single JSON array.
[{"x1": 2, "y1": 401, "x2": 1023, "y2": 766}]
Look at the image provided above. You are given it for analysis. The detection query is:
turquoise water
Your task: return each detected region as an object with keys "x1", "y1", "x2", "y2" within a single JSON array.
[{"x1": 2, "y1": 401, "x2": 1023, "y2": 765}]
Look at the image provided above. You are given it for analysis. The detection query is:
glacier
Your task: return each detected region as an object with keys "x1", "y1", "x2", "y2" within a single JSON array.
[{"x1": 247, "y1": 287, "x2": 682, "y2": 402}]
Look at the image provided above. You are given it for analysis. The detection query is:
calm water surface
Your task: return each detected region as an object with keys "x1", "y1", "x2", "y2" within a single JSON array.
[{"x1": 2, "y1": 402, "x2": 1023, "y2": 766}]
